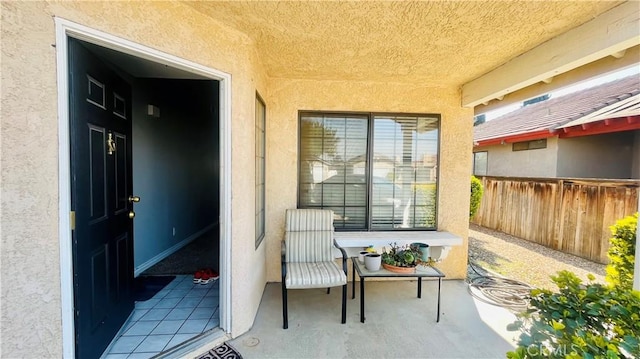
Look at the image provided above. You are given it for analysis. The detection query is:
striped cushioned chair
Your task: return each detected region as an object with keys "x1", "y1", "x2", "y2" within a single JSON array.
[{"x1": 281, "y1": 209, "x2": 347, "y2": 329}]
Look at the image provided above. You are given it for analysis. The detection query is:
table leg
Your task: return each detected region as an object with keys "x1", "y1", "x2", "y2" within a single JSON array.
[
  {"x1": 417, "y1": 277, "x2": 422, "y2": 298},
  {"x1": 360, "y1": 276, "x2": 365, "y2": 323},
  {"x1": 437, "y1": 277, "x2": 442, "y2": 323},
  {"x1": 351, "y1": 260, "x2": 355, "y2": 300}
]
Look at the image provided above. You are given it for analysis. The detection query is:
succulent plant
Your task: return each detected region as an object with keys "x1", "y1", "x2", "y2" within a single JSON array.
[{"x1": 380, "y1": 242, "x2": 423, "y2": 267}]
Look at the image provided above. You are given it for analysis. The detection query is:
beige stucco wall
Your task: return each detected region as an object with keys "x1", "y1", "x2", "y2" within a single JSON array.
[
  {"x1": 475, "y1": 136, "x2": 559, "y2": 177},
  {"x1": 264, "y1": 78, "x2": 474, "y2": 282},
  {"x1": 1, "y1": 1, "x2": 267, "y2": 356},
  {"x1": 2, "y1": 2, "x2": 474, "y2": 356}
]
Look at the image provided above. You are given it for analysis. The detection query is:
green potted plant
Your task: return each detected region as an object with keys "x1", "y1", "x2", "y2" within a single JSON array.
[{"x1": 381, "y1": 242, "x2": 427, "y2": 273}]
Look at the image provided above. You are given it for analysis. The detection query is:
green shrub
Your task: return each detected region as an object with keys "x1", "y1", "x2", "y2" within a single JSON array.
[
  {"x1": 470, "y1": 175, "x2": 483, "y2": 219},
  {"x1": 606, "y1": 213, "x2": 638, "y2": 291},
  {"x1": 507, "y1": 271, "x2": 640, "y2": 359}
]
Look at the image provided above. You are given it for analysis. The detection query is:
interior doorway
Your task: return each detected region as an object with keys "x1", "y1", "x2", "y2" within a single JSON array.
[{"x1": 56, "y1": 19, "x2": 232, "y2": 358}]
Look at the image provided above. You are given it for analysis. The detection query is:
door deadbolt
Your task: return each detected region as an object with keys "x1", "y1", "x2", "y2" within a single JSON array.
[{"x1": 128, "y1": 195, "x2": 140, "y2": 203}]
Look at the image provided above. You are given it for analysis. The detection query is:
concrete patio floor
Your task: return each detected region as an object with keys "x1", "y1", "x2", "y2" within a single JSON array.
[{"x1": 224, "y1": 279, "x2": 520, "y2": 359}]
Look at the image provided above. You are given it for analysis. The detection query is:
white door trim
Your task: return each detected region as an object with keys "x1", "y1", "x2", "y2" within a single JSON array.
[{"x1": 54, "y1": 18, "x2": 233, "y2": 358}]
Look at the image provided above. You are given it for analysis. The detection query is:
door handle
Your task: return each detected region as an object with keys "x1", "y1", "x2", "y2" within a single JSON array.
[
  {"x1": 128, "y1": 211, "x2": 135, "y2": 219},
  {"x1": 107, "y1": 132, "x2": 116, "y2": 155},
  {"x1": 128, "y1": 195, "x2": 141, "y2": 203}
]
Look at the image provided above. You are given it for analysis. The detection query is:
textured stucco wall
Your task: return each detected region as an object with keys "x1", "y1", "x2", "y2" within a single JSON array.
[
  {"x1": 2, "y1": 2, "x2": 474, "y2": 356},
  {"x1": 186, "y1": 1, "x2": 622, "y2": 86},
  {"x1": 1, "y1": 1, "x2": 268, "y2": 356},
  {"x1": 477, "y1": 137, "x2": 559, "y2": 177},
  {"x1": 264, "y1": 79, "x2": 473, "y2": 281},
  {"x1": 557, "y1": 131, "x2": 636, "y2": 179},
  {"x1": 1, "y1": 3, "x2": 62, "y2": 356}
]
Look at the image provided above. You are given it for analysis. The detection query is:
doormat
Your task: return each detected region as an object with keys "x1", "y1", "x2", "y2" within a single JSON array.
[
  {"x1": 196, "y1": 342, "x2": 243, "y2": 359},
  {"x1": 133, "y1": 275, "x2": 176, "y2": 302}
]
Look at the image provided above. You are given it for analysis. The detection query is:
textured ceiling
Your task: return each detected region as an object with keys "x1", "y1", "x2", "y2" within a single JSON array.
[{"x1": 184, "y1": 1, "x2": 623, "y2": 87}]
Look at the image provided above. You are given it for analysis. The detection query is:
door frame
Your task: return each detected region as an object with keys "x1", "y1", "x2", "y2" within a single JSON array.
[{"x1": 55, "y1": 18, "x2": 233, "y2": 358}]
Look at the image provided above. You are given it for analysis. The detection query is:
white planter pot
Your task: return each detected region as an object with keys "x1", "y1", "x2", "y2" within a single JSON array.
[{"x1": 364, "y1": 253, "x2": 382, "y2": 271}]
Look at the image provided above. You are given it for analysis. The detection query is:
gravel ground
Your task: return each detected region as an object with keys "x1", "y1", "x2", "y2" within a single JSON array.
[{"x1": 468, "y1": 223, "x2": 606, "y2": 290}]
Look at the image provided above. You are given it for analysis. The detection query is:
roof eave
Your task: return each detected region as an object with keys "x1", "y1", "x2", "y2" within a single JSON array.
[
  {"x1": 474, "y1": 129, "x2": 557, "y2": 147},
  {"x1": 558, "y1": 115, "x2": 640, "y2": 138}
]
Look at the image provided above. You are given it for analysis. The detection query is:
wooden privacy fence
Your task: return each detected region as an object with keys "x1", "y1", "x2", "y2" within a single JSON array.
[{"x1": 471, "y1": 176, "x2": 639, "y2": 264}]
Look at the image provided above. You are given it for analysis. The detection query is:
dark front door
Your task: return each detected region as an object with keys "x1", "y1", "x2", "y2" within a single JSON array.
[{"x1": 69, "y1": 38, "x2": 134, "y2": 359}]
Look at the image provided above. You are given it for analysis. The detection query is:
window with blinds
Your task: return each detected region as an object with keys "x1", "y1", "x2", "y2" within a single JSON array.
[{"x1": 298, "y1": 112, "x2": 439, "y2": 231}]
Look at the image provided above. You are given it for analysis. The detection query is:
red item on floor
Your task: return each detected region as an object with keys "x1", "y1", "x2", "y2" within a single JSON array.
[
  {"x1": 194, "y1": 268, "x2": 219, "y2": 285},
  {"x1": 193, "y1": 269, "x2": 204, "y2": 284}
]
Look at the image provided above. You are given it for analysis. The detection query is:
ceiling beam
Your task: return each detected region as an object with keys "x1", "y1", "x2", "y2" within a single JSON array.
[
  {"x1": 462, "y1": 1, "x2": 640, "y2": 108},
  {"x1": 474, "y1": 46, "x2": 640, "y2": 115}
]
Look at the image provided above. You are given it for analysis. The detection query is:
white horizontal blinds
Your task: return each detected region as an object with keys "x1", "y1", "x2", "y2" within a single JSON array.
[
  {"x1": 299, "y1": 112, "x2": 440, "y2": 231},
  {"x1": 299, "y1": 114, "x2": 369, "y2": 229},
  {"x1": 371, "y1": 116, "x2": 439, "y2": 229}
]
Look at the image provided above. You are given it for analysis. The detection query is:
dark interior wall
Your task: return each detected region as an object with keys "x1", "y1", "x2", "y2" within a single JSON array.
[{"x1": 132, "y1": 79, "x2": 219, "y2": 273}]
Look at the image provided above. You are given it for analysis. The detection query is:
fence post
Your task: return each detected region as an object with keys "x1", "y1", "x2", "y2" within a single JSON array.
[{"x1": 555, "y1": 179, "x2": 564, "y2": 252}]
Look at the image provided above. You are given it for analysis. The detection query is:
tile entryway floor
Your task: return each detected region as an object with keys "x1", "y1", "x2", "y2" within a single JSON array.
[{"x1": 102, "y1": 275, "x2": 220, "y2": 358}]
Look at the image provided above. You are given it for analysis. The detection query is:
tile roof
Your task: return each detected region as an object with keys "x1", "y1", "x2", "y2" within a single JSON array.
[
  {"x1": 473, "y1": 74, "x2": 640, "y2": 143},
  {"x1": 557, "y1": 93, "x2": 640, "y2": 129}
]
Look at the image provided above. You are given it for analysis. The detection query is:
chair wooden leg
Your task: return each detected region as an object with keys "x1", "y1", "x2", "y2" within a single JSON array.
[
  {"x1": 341, "y1": 284, "x2": 347, "y2": 324},
  {"x1": 282, "y1": 282, "x2": 288, "y2": 329}
]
